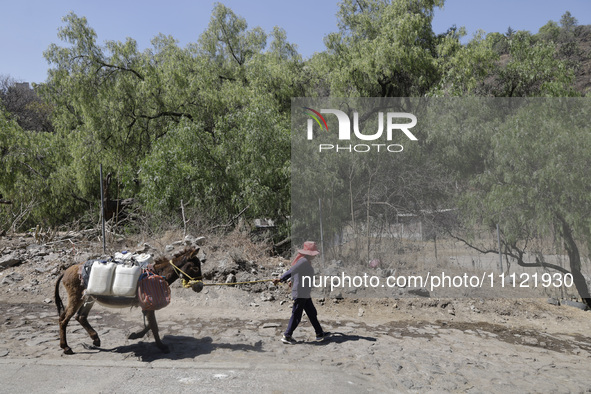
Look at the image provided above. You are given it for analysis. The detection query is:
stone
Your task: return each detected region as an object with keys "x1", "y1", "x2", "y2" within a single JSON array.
[
  {"x1": 0, "y1": 253, "x2": 22, "y2": 269},
  {"x1": 74, "y1": 252, "x2": 94, "y2": 264},
  {"x1": 562, "y1": 300, "x2": 588, "y2": 311},
  {"x1": 1, "y1": 272, "x2": 24, "y2": 285},
  {"x1": 260, "y1": 293, "x2": 274, "y2": 302},
  {"x1": 407, "y1": 287, "x2": 430, "y2": 297},
  {"x1": 225, "y1": 273, "x2": 236, "y2": 284},
  {"x1": 547, "y1": 298, "x2": 560, "y2": 306},
  {"x1": 331, "y1": 291, "x2": 344, "y2": 300},
  {"x1": 26, "y1": 244, "x2": 48, "y2": 256},
  {"x1": 43, "y1": 252, "x2": 61, "y2": 262}
]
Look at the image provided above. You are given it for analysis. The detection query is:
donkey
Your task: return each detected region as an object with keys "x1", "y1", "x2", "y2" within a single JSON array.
[{"x1": 54, "y1": 247, "x2": 204, "y2": 355}]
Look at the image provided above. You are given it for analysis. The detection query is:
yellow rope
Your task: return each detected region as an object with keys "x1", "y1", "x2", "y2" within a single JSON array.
[
  {"x1": 204, "y1": 278, "x2": 274, "y2": 286},
  {"x1": 181, "y1": 278, "x2": 274, "y2": 288},
  {"x1": 169, "y1": 259, "x2": 202, "y2": 288},
  {"x1": 169, "y1": 259, "x2": 274, "y2": 288}
]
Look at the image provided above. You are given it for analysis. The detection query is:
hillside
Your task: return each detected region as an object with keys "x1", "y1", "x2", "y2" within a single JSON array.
[{"x1": 571, "y1": 25, "x2": 591, "y2": 94}]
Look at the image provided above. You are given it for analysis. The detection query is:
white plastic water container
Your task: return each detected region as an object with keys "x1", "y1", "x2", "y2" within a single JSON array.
[
  {"x1": 114, "y1": 251, "x2": 133, "y2": 262},
  {"x1": 86, "y1": 261, "x2": 116, "y2": 296},
  {"x1": 134, "y1": 253, "x2": 153, "y2": 266},
  {"x1": 112, "y1": 264, "x2": 142, "y2": 297}
]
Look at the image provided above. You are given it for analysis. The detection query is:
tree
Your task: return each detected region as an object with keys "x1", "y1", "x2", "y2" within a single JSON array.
[
  {"x1": 0, "y1": 103, "x2": 72, "y2": 229},
  {"x1": 559, "y1": 11, "x2": 578, "y2": 33},
  {"x1": 139, "y1": 4, "x2": 296, "y2": 232},
  {"x1": 455, "y1": 99, "x2": 591, "y2": 305},
  {"x1": 538, "y1": 20, "x2": 560, "y2": 42},
  {"x1": 432, "y1": 30, "x2": 498, "y2": 96},
  {"x1": 425, "y1": 98, "x2": 591, "y2": 304},
  {"x1": 556, "y1": 11, "x2": 583, "y2": 61},
  {"x1": 34, "y1": 4, "x2": 305, "y2": 235},
  {"x1": 291, "y1": 97, "x2": 455, "y2": 263},
  {"x1": 0, "y1": 75, "x2": 53, "y2": 133},
  {"x1": 505, "y1": 26, "x2": 515, "y2": 39},
  {"x1": 492, "y1": 31, "x2": 577, "y2": 97},
  {"x1": 36, "y1": 7, "x2": 299, "y2": 236},
  {"x1": 41, "y1": 13, "x2": 173, "y2": 204},
  {"x1": 320, "y1": 0, "x2": 445, "y2": 97}
]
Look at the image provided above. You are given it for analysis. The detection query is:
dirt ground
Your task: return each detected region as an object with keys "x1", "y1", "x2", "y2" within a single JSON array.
[{"x1": 1, "y1": 232, "x2": 591, "y2": 393}]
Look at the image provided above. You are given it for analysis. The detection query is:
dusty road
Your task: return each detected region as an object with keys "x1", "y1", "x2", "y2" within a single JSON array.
[
  {"x1": 2, "y1": 232, "x2": 591, "y2": 393},
  {"x1": 1, "y1": 285, "x2": 591, "y2": 393}
]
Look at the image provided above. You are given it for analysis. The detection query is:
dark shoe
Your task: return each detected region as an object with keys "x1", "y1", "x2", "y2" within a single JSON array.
[
  {"x1": 315, "y1": 332, "x2": 331, "y2": 341},
  {"x1": 281, "y1": 335, "x2": 296, "y2": 344}
]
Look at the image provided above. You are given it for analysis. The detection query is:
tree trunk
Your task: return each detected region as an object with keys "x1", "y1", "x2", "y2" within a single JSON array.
[{"x1": 559, "y1": 217, "x2": 591, "y2": 308}]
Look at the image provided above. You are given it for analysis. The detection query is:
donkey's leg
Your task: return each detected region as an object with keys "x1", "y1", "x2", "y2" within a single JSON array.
[
  {"x1": 146, "y1": 310, "x2": 169, "y2": 353},
  {"x1": 75, "y1": 297, "x2": 100, "y2": 347},
  {"x1": 59, "y1": 298, "x2": 83, "y2": 355},
  {"x1": 58, "y1": 265, "x2": 86, "y2": 355},
  {"x1": 128, "y1": 310, "x2": 151, "y2": 340}
]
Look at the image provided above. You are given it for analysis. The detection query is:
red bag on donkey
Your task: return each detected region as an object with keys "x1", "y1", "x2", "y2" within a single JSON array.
[{"x1": 137, "y1": 270, "x2": 171, "y2": 311}]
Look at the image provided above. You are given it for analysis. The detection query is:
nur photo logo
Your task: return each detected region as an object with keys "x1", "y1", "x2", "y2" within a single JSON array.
[
  {"x1": 303, "y1": 107, "x2": 418, "y2": 153},
  {"x1": 303, "y1": 107, "x2": 329, "y2": 132}
]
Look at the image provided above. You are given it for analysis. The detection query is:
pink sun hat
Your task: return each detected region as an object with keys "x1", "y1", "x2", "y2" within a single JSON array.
[{"x1": 297, "y1": 241, "x2": 320, "y2": 256}]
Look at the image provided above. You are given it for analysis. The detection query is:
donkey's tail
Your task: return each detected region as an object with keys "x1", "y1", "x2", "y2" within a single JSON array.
[{"x1": 54, "y1": 273, "x2": 65, "y2": 316}]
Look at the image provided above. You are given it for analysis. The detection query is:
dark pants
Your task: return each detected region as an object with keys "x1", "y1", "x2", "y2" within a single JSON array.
[{"x1": 285, "y1": 298, "x2": 323, "y2": 337}]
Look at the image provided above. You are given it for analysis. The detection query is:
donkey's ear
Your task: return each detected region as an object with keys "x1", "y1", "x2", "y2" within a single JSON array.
[{"x1": 191, "y1": 247, "x2": 200, "y2": 257}]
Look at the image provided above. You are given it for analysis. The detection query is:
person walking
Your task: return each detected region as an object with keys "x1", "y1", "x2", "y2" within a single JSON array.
[{"x1": 273, "y1": 241, "x2": 329, "y2": 344}]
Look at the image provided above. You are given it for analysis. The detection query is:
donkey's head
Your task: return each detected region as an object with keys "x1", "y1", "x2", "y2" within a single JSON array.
[{"x1": 157, "y1": 247, "x2": 204, "y2": 292}]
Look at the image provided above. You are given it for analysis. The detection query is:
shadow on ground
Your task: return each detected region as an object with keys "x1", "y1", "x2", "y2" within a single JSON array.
[{"x1": 94, "y1": 335, "x2": 264, "y2": 361}]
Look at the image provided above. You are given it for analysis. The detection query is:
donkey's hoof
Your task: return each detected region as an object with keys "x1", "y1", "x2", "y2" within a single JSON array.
[
  {"x1": 93, "y1": 338, "x2": 101, "y2": 347},
  {"x1": 128, "y1": 332, "x2": 140, "y2": 340},
  {"x1": 63, "y1": 347, "x2": 74, "y2": 355}
]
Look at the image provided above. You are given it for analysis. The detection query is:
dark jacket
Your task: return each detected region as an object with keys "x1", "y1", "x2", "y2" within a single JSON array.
[{"x1": 279, "y1": 257, "x2": 314, "y2": 299}]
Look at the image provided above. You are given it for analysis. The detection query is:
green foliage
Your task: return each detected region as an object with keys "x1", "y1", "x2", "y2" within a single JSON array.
[
  {"x1": 28, "y1": 6, "x2": 299, "y2": 236},
  {"x1": 538, "y1": 20, "x2": 560, "y2": 42},
  {"x1": 321, "y1": 0, "x2": 444, "y2": 97},
  {"x1": 432, "y1": 30, "x2": 498, "y2": 95},
  {"x1": 139, "y1": 95, "x2": 291, "y2": 224},
  {"x1": 494, "y1": 32, "x2": 577, "y2": 97},
  {"x1": 1, "y1": 0, "x2": 586, "y2": 254},
  {"x1": 560, "y1": 11, "x2": 578, "y2": 32},
  {"x1": 487, "y1": 32, "x2": 510, "y2": 54},
  {"x1": 0, "y1": 104, "x2": 82, "y2": 228},
  {"x1": 469, "y1": 100, "x2": 591, "y2": 240},
  {"x1": 427, "y1": 98, "x2": 591, "y2": 299}
]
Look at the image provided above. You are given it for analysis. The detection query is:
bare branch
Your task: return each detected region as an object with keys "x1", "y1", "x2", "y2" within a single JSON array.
[{"x1": 95, "y1": 60, "x2": 144, "y2": 81}]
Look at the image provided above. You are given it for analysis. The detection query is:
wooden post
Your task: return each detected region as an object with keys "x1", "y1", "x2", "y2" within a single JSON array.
[
  {"x1": 181, "y1": 199, "x2": 187, "y2": 237},
  {"x1": 319, "y1": 198, "x2": 324, "y2": 263},
  {"x1": 434, "y1": 234, "x2": 438, "y2": 263},
  {"x1": 497, "y1": 224, "x2": 503, "y2": 273},
  {"x1": 99, "y1": 164, "x2": 106, "y2": 254}
]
